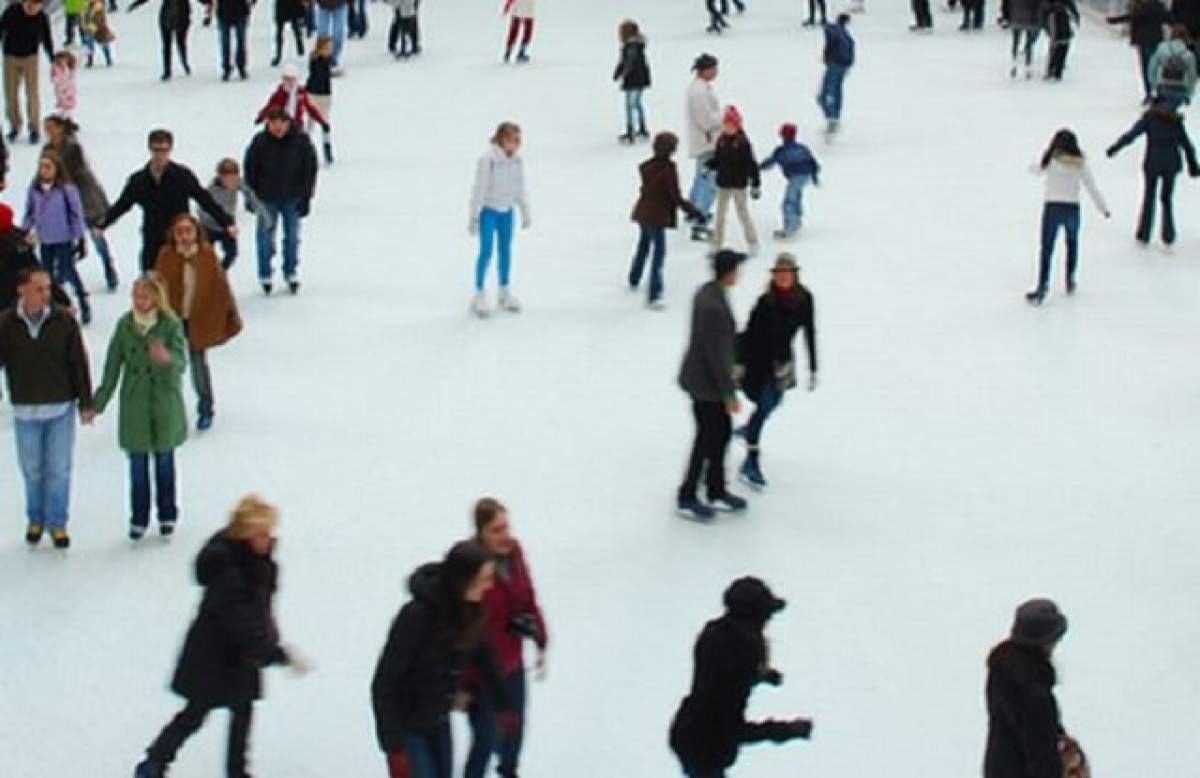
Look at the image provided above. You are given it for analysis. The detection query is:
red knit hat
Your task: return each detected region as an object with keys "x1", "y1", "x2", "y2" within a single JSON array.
[
  {"x1": 780, "y1": 123, "x2": 797, "y2": 140},
  {"x1": 0, "y1": 203, "x2": 13, "y2": 233},
  {"x1": 723, "y1": 105, "x2": 743, "y2": 129}
]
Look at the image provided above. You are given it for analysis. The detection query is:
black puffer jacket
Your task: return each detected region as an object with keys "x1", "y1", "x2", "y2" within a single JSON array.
[
  {"x1": 984, "y1": 641, "x2": 1064, "y2": 778},
  {"x1": 170, "y1": 533, "x2": 289, "y2": 706},
  {"x1": 613, "y1": 36, "x2": 651, "y2": 91},
  {"x1": 371, "y1": 564, "x2": 509, "y2": 752},
  {"x1": 737, "y1": 285, "x2": 816, "y2": 402},
  {"x1": 243, "y1": 125, "x2": 319, "y2": 206},
  {"x1": 707, "y1": 132, "x2": 760, "y2": 190}
]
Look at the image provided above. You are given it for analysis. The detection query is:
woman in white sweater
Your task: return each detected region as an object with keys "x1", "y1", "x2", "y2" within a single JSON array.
[
  {"x1": 1026, "y1": 129, "x2": 1110, "y2": 305},
  {"x1": 469, "y1": 122, "x2": 531, "y2": 317}
]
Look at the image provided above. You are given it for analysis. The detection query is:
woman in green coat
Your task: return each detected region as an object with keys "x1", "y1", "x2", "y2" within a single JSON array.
[{"x1": 94, "y1": 276, "x2": 189, "y2": 540}]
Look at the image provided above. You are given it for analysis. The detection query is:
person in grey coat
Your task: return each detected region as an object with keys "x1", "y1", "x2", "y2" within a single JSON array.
[{"x1": 676, "y1": 249, "x2": 748, "y2": 521}]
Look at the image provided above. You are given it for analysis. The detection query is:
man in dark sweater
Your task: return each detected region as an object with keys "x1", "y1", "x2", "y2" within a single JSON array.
[
  {"x1": 677, "y1": 249, "x2": 747, "y2": 521},
  {"x1": 0, "y1": 0, "x2": 53, "y2": 143},
  {"x1": 0, "y1": 267, "x2": 94, "y2": 549},
  {"x1": 96, "y1": 129, "x2": 235, "y2": 273}
]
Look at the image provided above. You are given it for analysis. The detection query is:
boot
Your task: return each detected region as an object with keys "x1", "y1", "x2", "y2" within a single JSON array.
[
  {"x1": 498, "y1": 288, "x2": 521, "y2": 312},
  {"x1": 740, "y1": 452, "x2": 767, "y2": 489},
  {"x1": 323, "y1": 140, "x2": 334, "y2": 165},
  {"x1": 134, "y1": 759, "x2": 165, "y2": 778},
  {"x1": 1024, "y1": 287, "x2": 1046, "y2": 305},
  {"x1": 25, "y1": 522, "x2": 43, "y2": 545},
  {"x1": 472, "y1": 291, "x2": 491, "y2": 318},
  {"x1": 516, "y1": 44, "x2": 529, "y2": 63},
  {"x1": 50, "y1": 527, "x2": 70, "y2": 549},
  {"x1": 618, "y1": 127, "x2": 635, "y2": 145}
]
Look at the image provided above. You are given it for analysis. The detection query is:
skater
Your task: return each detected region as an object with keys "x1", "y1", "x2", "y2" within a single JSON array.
[
  {"x1": 0, "y1": 0, "x2": 54, "y2": 144},
  {"x1": 734, "y1": 254, "x2": 817, "y2": 489},
  {"x1": 244, "y1": 108, "x2": 318, "y2": 294},
  {"x1": 133, "y1": 495, "x2": 309, "y2": 778},
  {"x1": 200, "y1": 158, "x2": 259, "y2": 270},
  {"x1": 255, "y1": 62, "x2": 331, "y2": 134},
  {"x1": 22, "y1": 151, "x2": 90, "y2": 323},
  {"x1": 1107, "y1": 101, "x2": 1199, "y2": 246},
  {"x1": 315, "y1": 0, "x2": 347, "y2": 69},
  {"x1": 129, "y1": 0, "x2": 193, "y2": 81},
  {"x1": 0, "y1": 202, "x2": 71, "y2": 310},
  {"x1": 306, "y1": 36, "x2": 335, "y2": 163},
  {"x1": 1009, "y1": 0, "x2": 1041, "y2": 78},
  {"x1": 1148, "y1": 25, "x2": 1198, "y2": 106},
  {"x1": 628, "y1": 131, "x2": 701, "y2": 309},
  {"x1": 961, "y1": 0, "x2": 985, "y2": 29},
  {"x1": 669, "y1": 578, "x2": 813, "y2": 775},
  {"x1": 705, "y1": 0, "x2": 729, "y2": 34},
  {"x1": 97, "y1": 129, "x2": 234, "y2": 274},
  {"x1": 676, "y1": 250, "x2": 747, "y2": 521},
  {"x1": 81, "y1": 0, "x2": 115, "y2": 68},
  {"x1": 386, "y1": 0, "x2": 419, "y2": 58},
  {"x1": 42, "y1": 115, "x2": 119, "y2": 290},
  {"x1": 64, "y1": 0, "x2": 85, "y2": 46},
  {"x1": 468, "y1": 121, "x2": 530, "y2": 317},
  {"x1": 209, "y1": 0, "x2": 252, "y2": 81},
  {"x1": 685, "y1": 53, "x2": 721, "y2": 240},
  {"x1": 155, "y1": 213, "x2": 241, "y2": 430},
  {"x1": 911, "y1": 0, "x2": 934, "y2": 29},
  {"x1": 613, "y1": 19, "x2": 650, "y2": 144},
  {"x1": 503, "y1": 0, "x2": 535, "y2": 63},
  {"x1": 0, "y1": 266, "x2": 94, "y2": 550},
  {"x1": 802, "y1": 0, "x2": 827, "y2": 27},
  {"x1": 271, "y1": 0, "x2": 306, "y2": 65},
  {"x1": 984, "y1": 599, "x2": 1086, "y2": 778},
  {"x1": 92, "y1": 275, "x2": 187, "y2": 540},
  {"x1": 1041, "y1": 0, "x2": 1080, "y2": 81},
  {"x1": 1107, "y1": 0, "x2": 1171, "y2": 102},
  {"x1": 49, "y1": 50, "x2": 75, "y2": 119},
  {"x1": 760, "y1": 122, "x2": 820, "y2": 239},
  {"x1": 371, "y1": 540, "x2": 515, "y2": 778},
  {"x1": 464, "y1": 498, "x2": 549, "y2": 778},
  {"x1": 1025, "y1": 129, "x2": 1109, "y2": 305},
  {"x1": 818, "y1": 14, "x2": 855, "y2": 136},
  {"x1": 707, "y1": 105, "x2": 760, "y2": 254}
]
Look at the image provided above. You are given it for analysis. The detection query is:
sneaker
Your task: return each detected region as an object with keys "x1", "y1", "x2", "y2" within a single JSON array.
[
  {"x1": 677, "y1": 496, "x2": 716, "y2": 521},
  {"x1": 498, "y1": 289, "x2": 521, "y2": 312},
  {"x1": 129, "y1": 525, "x2": 146, "y2": 541},
  {"x1": 261, "y1": 281, "x2": 273, "y2": 296},
  {"x1": 472, "y1": 292, "x2": 491, "y2": 318},
  {"x1": 159, "y1": 521, "x2": 176, "y2": 537},
  {"x1": 1024, "y1": 289, "x2": 1046, "y2": 305},
  {"x1": 25, "y1": 522, "x2": 43, "y2": 545},
  {"x1": 708, "y1": 492, "x2": 748, "y2": 512},
  {"x1": 134, "y1": 759, "x2": 166, "y2": 778},
  {"x1": 740, "y1": 458, "x2": 767, "y2": 490},
  {"x1": 197, "y1": 414, "x2": 213, "y2": 431},
  {"x1": 51, "y1": 527, "x2": 70, "y2": 549}
]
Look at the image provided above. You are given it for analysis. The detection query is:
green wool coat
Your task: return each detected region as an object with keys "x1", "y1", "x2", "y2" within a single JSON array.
[{"x1": 93, "y1": 312, "x2": 189, "y2": 454}]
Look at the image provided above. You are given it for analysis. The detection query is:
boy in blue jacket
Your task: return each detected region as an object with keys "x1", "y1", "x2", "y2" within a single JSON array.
[{"x1": 760, "y1": 123, "x2": 820, "y2": 239}]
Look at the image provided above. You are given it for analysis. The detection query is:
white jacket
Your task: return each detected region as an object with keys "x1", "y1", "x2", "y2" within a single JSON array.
[
  {"x1": 1032, "y1": 155, "x2": 1108, "y2": 213},
  {"x1": 508, "y1": 0, "x2": 535, "y2": 18},
  {"x1": 686, "y1": 78, "x2": 721, "y2": 158},
  {"x1": 469, "y1": 145, "x2": 530, "y2": 221}
]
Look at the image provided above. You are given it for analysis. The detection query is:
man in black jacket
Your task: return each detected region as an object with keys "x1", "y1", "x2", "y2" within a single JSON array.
[
  {"x1": 677, "y1": 250, "x2": 747, "y2": 521},
  {"x1": 0, "y1": 0, "x2": 53, "y2": 143},
  {"x1": 670, "y1": 577, "x2": 812, "y2": 777},
  {"x1": 96, "y1": 129, "x2": 235, "y2": 273},
  {"x1": 243, "y1": 108, "x2": 318, "y2": 295}
]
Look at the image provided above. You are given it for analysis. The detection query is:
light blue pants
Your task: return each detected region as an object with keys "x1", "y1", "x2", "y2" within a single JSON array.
[
  {"x1": 476, "y1": 207, "x2": 514, "y2": 291},
  {"x1": 624, "y1": 89, "x2": 645, "y2": 132},
  {"x1": 689, "y1": 154, "x2": 717, "y2": 220},
  {"x1": 14, "y1": 410, "x2": 76, "y2": 529},
  {"x1": 317, "y1": 5, "x2": 348, "y2": 66},
  {"x1": 781, "y1": 174, "x2": 811, "y2": 235}
]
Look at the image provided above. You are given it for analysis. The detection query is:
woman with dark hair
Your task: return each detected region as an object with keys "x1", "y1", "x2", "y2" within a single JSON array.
[
  {"x1": 464, "y1": 498, "x2": 548, "y2": 778},
  {"x1": 372, "y1": 541, "x2": 513, "y2": 778},
  {"x1": 1107, "y1": 0, "x2": 1171, "y2": 102},
  {"x1": 734, "y1": 253, "x2": 817, "y2": 489},
  {"x1": 21, "y1": 151, "x2": 89, "y2": 322},
  {"x1": 1107, "y1": 101, "x2": 1200, "y2": 246},
  {"x1": 1025, "y1": 129, "x2": 1109, "y2": 305}
]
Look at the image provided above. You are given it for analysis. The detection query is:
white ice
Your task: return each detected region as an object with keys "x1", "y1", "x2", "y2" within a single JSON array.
[{"x1": 2, "y1": 0, "x2": 1198, "y2": 776}]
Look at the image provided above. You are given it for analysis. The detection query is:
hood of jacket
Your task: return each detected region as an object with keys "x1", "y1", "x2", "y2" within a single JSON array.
[
  {"x1": 408, "y1": 562, "x2": 442, "y2": 605},
  {"x1": 195, "y1": 532, "x2": 247, "y2": 587}
]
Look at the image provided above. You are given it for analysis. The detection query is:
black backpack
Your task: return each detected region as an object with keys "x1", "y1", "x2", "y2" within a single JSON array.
[{"x1": 1159, "y1": 50, "x2": 1190, "y2": 96}]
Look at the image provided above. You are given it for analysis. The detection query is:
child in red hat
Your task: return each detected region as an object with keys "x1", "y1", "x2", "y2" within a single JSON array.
[{"x1": 760, "y1": 123, "x2": 821, "y2": 239}]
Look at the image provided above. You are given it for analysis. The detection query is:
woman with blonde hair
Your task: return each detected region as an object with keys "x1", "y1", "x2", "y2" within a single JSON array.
[
  {"x1": 135, "y1": 495, "x2": 308, "y2": 778},
  {"x1": 93, "y1": 275, "x2": 188, "y2": 539}
]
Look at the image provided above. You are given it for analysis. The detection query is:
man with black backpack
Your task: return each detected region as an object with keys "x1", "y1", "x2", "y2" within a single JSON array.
[{"x1": 1149, "y1": 25, "x2": 1198, "y2": 107}]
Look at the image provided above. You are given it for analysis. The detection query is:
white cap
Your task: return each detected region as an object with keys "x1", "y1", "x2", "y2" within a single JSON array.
[{"x1": 281, "y1": 63, "x2": 299, "y2": 79}]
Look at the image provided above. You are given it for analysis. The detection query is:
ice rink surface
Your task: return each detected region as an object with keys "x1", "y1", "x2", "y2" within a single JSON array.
[{"x1": 2, "y1": 1, "x2": 1198, "y2": 775}]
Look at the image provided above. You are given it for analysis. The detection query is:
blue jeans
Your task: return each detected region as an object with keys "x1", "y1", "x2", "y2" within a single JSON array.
[
  {"x1": 624, "y1": 89, "x2": 646, "y2": 132},
  {"x1": 628, "y1": 224, "x2": 666, "y2": 301},
  {"x1": 475, "y1": 207, "x2": 514, "y2": 291},
  {"x1": 82, "y1": 32, "x2": 113, "y2": 65},
  {"x1": 781, "y1": 174, "x2": 811, "y2": 234},
  {"x1": 40, "y1": 242, "x2": 88, "y2": 312},
  {"x1": 129, "y1": 451, "x2": 178, "y2": 528},
  {"x1": 257, "y1": 200, "x2": 301, "y2": 282},
  {"x1": 402, "y1": 721, "x2": 453, "y2": 778},
  {"x1": 317, "y1": 5, "x2": 348, "y2": 66},
  {"x1": 219, "y1": 19, "x2": 248, "y2": 74},
  {"x1": 743, "y1": 381, "x2": 784, "y2": 446},
  {"x1": 88, "y1": 224, "x2": 118, "y2": 286},
  {"x1": 819, "y1": 64, "x2": 848, "y2": 120},
  {"x1": 14, "y1": 410, "x2": 76, "y2": 529},
  {"x1": 465, "y1": 668, "x2": 527, "y2": 778},
  {"x1": 1037, "y1": 202, "x2": 1080, "y2": 292},
  {"x1": 689, "y1": 154, "x2": 717, "y2": 220}
]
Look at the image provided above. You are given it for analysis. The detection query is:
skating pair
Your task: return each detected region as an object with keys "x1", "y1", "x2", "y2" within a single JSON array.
[{"x1": 472, "y1": 288, "x2": 521, "y2": 318}]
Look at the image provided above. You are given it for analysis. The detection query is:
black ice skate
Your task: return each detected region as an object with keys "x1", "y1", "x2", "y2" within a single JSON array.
[
  {"x1": 677, "y1": 496, "x2": 716, "y2": 522},
  {"x1": 1024, "y1": 288, "x2": 1046, "y2": 305},
  {"x1": 708, "y1": 491, "x2": 748, "y2": 512},
  {"x1": 740, "y1": 457, "x2": 767, "y2": 490}
]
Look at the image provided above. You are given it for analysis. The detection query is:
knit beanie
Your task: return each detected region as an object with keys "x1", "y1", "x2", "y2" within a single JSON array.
[{"x1": 780, "y1": 123, "x2": 798, "y2": 141}]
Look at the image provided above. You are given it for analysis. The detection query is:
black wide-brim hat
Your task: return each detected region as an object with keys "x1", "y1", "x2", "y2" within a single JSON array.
[
  {"x1": 1010, "y1": 598, "x2": 1068, "y2": 647},
  {"x1": 724, "y1": 577, "x2": 787, "y2": 621}
]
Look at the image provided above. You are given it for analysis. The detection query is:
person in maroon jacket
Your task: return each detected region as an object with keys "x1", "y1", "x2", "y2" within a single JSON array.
[{"x1": 464, "y1": 497, "x2": 548, "y2": 778}]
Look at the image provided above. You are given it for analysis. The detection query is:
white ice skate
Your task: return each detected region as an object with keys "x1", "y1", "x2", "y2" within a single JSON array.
[
  {"x1": 498, "y1": 288, "x2": 521, "y2": 313},
  {"x1": 472, "y1": 292, "x2": 491, "y2": 318}
]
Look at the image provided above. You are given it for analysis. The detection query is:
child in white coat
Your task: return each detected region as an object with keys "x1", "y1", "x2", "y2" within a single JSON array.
[{"x1": 468, "y1": 122, "x2": 531, "y2": 316}]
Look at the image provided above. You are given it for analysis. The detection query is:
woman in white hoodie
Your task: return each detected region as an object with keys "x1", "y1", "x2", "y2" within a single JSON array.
[
  {"x1": 1026, "y1": 129, "x2": 1110, "y2": 305},
  {"x1": 468, "y1": 122, "x2": 531, "y2": 317}
]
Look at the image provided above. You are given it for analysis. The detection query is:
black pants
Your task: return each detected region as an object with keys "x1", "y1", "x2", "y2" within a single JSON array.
[
  {"x1": 912, "y1": 0, "x2": 932, "y2": 27},
  {"x1": 721, "y1": 0, "x2": 745, "y2": 12},
  {"x1": 1011, "y1": 27, "x2": 1039, "y2": 65},
  {"x1": 275, "y1": 19, "x2": 305, "y2": 59},
  {"x1": 388, "y1": 14, "x2": 419, "y2": 54},
  {"x1": 1138, "y1": 170, "x2": 1178, "y2": 244},
  {"x1": 806, "y1": 0, "x2": 826, "y2": 24},
  {"x1": 1137, "y1": 42, "x2": 1156, "y2": 99},
  {"x1": 160, "y1": 24, "x2": 190, "y2": 76},
  {"x1": 147, "y1": 700, "x2": 253, "y2": 777},
  {"x1": 706, "y1": 0, "x2": 727, "y2": 29},
  {"x1": 1046, "y1": 39, "x2": 1070, "y2": 78},
  {"x1": 961, "y1": 0, "x2": 984, "y2": 28},
  {"x1": 679, "y1": 400, "x2": 731, "y2": 502}
]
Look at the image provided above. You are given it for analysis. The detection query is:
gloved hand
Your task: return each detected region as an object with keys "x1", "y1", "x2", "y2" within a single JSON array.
[
  {"x1": 1189, "y1": 162, "x2": 1200, "y2": 178},
  {"x1": 759, "y1": 667, "x2": 783, "y2": 686},
  {"x1": 750, "y1": 186, "x2": 762, "y2": 200},
  {"x1": 764, "y1": 718, "x2": 813, "y2": 742}
]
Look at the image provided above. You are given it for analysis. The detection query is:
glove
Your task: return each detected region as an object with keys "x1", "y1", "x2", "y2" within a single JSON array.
[
  {"x1": 763, "y1": 718, "x2": 813, "y2": 742},
  {"x1": 298, "y1": 200, "x2": 311, "y2": 218},
  {"x1": 468, "y1": 218, "x2": 479, "y2": 236},
  {"x1": 1189, "y1": 163, "x2": 1200, "y2": 178},
  {"x1": 750, "y1": 186, "x2": 762, "y2": 200}
]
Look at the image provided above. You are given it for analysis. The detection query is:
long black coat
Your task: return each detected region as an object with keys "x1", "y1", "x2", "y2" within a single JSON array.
[
  {"x1": 737, "y1": 285, "x2": 817, "y2": 403},
  {"x1": 1108, "y1": 108, "x2": 1200, "y2": 173},
  {"x1": 984, "y1": 641, "x2": 1064, "y2": 778},
  {"x1": 243, "y1": 126, "x2": 319, "y2": 206},
  {"x1": 170, "y1": 533, "x2": 289, "y2": 707},
  {"x1": 669, "y1": 615, "x2": 792, "y2": 772},
  {"x1": 613, "y1": 37, "x2": 651, "y2": 91}
]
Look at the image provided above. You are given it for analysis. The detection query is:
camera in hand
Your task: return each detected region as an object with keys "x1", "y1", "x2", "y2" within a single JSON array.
[{"x1": 508, "y1": 612, "x2": 539, "y2": 639}]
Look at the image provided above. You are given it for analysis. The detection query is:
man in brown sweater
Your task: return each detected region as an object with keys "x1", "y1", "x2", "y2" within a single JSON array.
[{"x1": 0, "y1": 267, "x2": 93, "y2": 548}]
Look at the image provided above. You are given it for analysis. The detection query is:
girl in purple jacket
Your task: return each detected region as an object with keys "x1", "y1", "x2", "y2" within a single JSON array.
[{"x1": 23, "y1": 152, "x2": 89, "y2": 323}]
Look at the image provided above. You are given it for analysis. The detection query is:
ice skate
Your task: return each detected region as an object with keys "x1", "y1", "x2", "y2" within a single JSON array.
[
  {"x1": 261, "y1": 281, "x2": 273, "y2": 296},
  {"x1": 772, "y1": 228, "x2": 797, "y2": 240},
  {"x1": 50, "y1": 527, "x2": 70, "y2": 549},
  {"x1": 1024, "y1": 288, "x2": 1046, "y2": 305},
  {"x1": 618, "y1": 129, "x2": 635, "y2": 145},
  {"x1": 134, "y1": 759, "x2": 165, "y2": 778},
  {"x1": 635, "y1": 125, "x2": 650, "y2": 140},
  {"x1": 159, "y1": 521, "x2": 176, "y2": 537},
  {"x1": 1065, "y1": 278, "x2": 1077, "y2": 295},
  {"x1": 677, "y1": 496, "x2": 716, "y2": 522},
  {"x1": 287, "y1": 278, "x2": 301, "y2": 295},
  {"x1": 197, "y1": 414, "x2": 213, "y2": 431},
  {"x1": 708, "y1": 491, "x2": 748, "y2": 513},
  {"x1": 25, "y1": 522, "x2": 43, "y2": 546},
  {"x1": 472, "y1": 292, "x2": 491, "y2": 318},
  {"x1": 498, "y1": 288, "x2": 521, "y2": 312},
  {"x1": 646, "y1": 298, "x2": 666, "y2": 311},
  {"x1": 740, "y1": 457, "x2": 767, "y2": 490},
  {"x1": 129, "y1": 524, "x2": 146, "y2": 541}
]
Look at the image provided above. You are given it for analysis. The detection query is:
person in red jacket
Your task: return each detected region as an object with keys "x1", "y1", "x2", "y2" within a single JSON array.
[
  {"x1": 254, "y1": 62, "x2": 329, "y2": 132},
  {"x1": 464, "y1": 497, "x2": 547, "y2": 778}
]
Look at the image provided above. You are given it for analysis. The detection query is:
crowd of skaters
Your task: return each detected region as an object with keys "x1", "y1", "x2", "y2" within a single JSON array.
[{"x1": 0, "y1": 1, "x2": 1188, "y2": 777}]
